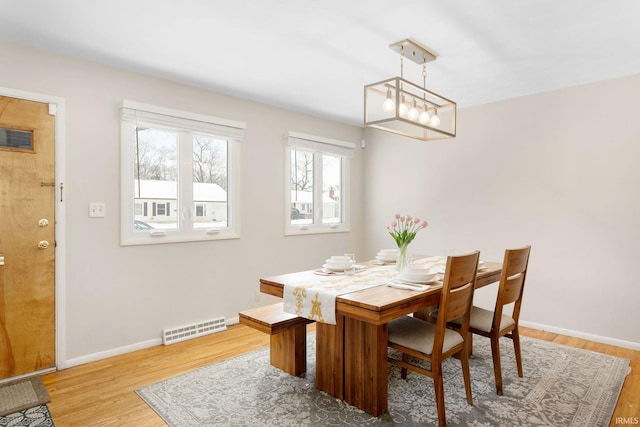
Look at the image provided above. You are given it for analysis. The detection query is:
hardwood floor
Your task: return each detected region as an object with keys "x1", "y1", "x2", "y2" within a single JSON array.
[{"x1": 41, "y1": 325, "x2": 639, "y2": 426}]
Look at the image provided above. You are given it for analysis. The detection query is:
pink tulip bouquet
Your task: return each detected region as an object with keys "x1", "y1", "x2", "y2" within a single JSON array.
[{"x1": 387, "y1": 214, "x2": 428, "y2": 270}]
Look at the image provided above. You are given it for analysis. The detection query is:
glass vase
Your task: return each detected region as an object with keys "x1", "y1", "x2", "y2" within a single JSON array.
[{"x1": 396, "y1": 243, "x2": 409, "y2": 272}]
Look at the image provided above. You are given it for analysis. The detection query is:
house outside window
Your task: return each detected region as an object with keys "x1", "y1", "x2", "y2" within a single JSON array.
[
  {"x1": 285, "y1": 131, "x2": 354, "y2": 235},
  {"x1": 120, "y1": 100, "x2": 244, "y2": 245}
]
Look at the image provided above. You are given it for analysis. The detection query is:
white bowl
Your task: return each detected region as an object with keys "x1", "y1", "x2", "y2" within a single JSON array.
[
  {"x1": 377, "y1": 249, "x2": 398, "y2": 261},
  {"x1": 329, "y1": 256, "x2": 351, "y2": 262},
  {"x1": 404, "y1": 266, "x2": 434, "y2": 275},
  {"x1": 323, "y1": 263, "x2": 351, "y2": 271},
  {"x1": 379, "y1": 249, "x2": 398, "y2": 256},
  {"x1": 400, "y1": 271, "x2": 438, "y2": 283},
  {"x1": 400, "y1": 267, "x2": 438, "y2": 282},
  {"x1": 325, "y1": 259, "x2": 353, "y2": 270}
]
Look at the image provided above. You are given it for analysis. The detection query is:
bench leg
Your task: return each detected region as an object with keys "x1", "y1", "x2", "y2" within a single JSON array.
[{"x1": 270, "y1": 324, "x2": 307, "y2": 376}]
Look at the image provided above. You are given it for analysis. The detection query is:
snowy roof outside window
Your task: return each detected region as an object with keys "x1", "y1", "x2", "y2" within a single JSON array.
[{"x1": 134, "y1": 180, "x2": 226, "y2": 202}]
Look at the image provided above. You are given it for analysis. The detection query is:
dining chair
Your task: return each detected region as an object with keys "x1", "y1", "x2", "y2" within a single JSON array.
[
  {"x1": 451, "y1": 245, "x2": 531, "y2": 396},
  {"x1": 387, "y1": 251, "x2": 479, "y2": 427}
]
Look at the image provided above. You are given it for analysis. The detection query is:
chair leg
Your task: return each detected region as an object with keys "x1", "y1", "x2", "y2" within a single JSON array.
[
  {"x1": 433, "y1": 365, "x2": 446, "y2": 427},
  {"x1": 401, "y1": 353, "x2": 408, "y2": 379},
  {"x1": 460, "y1": 345, "x2": 473, "y2": 405},
  {"x1": 512, "y1": 328, "x2": 523, "y2": 378},
  {"x1": 490, "y1": 335, "x2": 504, "y2": 395}
]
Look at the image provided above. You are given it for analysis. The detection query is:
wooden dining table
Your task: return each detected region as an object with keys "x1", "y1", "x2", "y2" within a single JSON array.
[{"x1": 259, "y1": 256, "x2": 502, "y2": 417}]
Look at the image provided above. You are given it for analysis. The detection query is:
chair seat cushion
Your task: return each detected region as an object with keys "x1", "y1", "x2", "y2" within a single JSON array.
[
  {"x1": 451, "y1": 306, "x2": 515, "y2": 333},
  {"x1": 388, "y1": 316, "x2": 464, "y2": 355}
]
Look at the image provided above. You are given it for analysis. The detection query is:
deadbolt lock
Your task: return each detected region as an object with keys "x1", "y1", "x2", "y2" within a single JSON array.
[
  {"x1": 38, "y1": 240, "x2": 50, "y2": 249},
  {"x1": 39, "y1": 218, "x2": 50, "y2": 227}
]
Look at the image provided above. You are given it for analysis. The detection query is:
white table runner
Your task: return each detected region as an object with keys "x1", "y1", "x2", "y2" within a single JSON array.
[{"x1": 283, "y1": 265, "x2": 397, "y2": 325}]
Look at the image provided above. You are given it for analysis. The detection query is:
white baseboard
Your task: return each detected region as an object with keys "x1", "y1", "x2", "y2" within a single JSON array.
[
  {"x1": 65, "y1": 338, "x2": 162, "y2": 368},
  {"x1": 520, "y1": 320, "x2": 640, "y2": 351},
  {"x1": 62, "y1": 317, "x2": 638, "y2": 369},
  {"x1": 64, "y1": 317, "x2": 242, "y2": 368}
]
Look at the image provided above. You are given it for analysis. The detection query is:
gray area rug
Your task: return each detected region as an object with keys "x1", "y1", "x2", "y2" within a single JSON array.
[{"x1": 137, "y1": 333, "x2": 629, "y2": 426}]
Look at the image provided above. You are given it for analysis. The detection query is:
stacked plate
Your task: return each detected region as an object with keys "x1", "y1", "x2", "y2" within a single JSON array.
[
  {"x1": 323, "y1": 255, "x2": 354, "y2": 272},
  {"x1": 375, "y1": 249, "x2": 398, "y2": 263},
  {"x1": 399, "y1": 266, "x2": 439, "y2": 284}
]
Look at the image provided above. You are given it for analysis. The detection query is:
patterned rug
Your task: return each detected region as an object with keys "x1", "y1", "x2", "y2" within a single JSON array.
[
  {"x1": 0, "y1": 376, "x2": 49, "y2": 416},
  {"x1": 137, "y1": 333, "x2": 629, "y2": 426},
  {"x1": 0, "y1": 405, "x2": 53, "y2": 427},
  {"x1": 0, "y1": 376, "x2": 53, "y2": 426}
]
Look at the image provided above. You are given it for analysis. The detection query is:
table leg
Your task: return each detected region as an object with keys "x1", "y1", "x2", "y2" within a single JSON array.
[
  {"x1": 343, "y1": 317, "x2": 388, "y2": 417},
  {"x1": 315, "y1": 317, "x2": 344, "y2": 399}
]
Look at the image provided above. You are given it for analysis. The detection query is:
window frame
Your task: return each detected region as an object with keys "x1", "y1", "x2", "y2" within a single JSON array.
[
  {"x1": 120, "y1": 100, "x2": 244, "y2": 246},
  {"x1": 284, "y1": 131, "x2": 354, "y2": 236}
]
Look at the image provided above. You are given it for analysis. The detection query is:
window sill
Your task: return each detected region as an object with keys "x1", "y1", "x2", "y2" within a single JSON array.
[
  {"x1": 284, "y1": 226, "x2": 350, "y2": 237},
  {"x1": 121, "y1": 231, "x2": 240, "y2": 246}
]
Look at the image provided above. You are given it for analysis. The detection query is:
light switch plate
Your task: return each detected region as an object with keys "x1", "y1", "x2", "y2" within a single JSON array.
[{"x1": 89, "y1": 203, "x2": 105, "y2": 218}]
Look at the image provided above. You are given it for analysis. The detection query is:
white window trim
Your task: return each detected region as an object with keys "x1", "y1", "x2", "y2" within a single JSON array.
[
  {"x1": 120, "y1": 100, "x2": 243, "y2": 245},
  {"x1": 285, "y1": 131, "x2": 354, "y2": 236}
]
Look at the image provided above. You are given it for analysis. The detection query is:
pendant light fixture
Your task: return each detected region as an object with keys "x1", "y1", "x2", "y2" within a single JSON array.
[{"x1": 364, "y1": 39, "x2": 456, "y2": 141}]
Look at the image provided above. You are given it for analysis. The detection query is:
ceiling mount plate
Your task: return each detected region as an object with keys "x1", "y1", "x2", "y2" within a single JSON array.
[{"x1": 389, "y1": 39, "x2": 437, "y2": 65}]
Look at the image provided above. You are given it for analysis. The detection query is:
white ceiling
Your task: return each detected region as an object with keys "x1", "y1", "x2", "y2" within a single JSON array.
[{"x1": 2, "y1": 0, "x2": 640, "y2": 125}]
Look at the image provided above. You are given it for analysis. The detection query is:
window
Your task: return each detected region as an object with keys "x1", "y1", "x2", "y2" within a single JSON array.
[
  {"x1": 194, "y1": 203, "x2": 207, "y2": 217},
  {"x1": 120, "y1": 100, "x2": 244, "y2": 245},
  {"x1": 285, "y1": 131, "x2": 354, "y2": 235},
  {"x1": 0, "y1": 128, "x2": 33, "y2": 150}
]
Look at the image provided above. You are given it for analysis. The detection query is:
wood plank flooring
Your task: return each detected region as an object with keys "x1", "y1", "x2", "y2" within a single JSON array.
[{"x1": 40, "y1": 325, "x2": 639, "y2": 426}]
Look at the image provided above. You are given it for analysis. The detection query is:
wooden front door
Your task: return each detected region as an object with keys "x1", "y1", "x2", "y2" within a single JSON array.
[{"x1": 0, "y1": 95, "x2": 56, "y2": 379}]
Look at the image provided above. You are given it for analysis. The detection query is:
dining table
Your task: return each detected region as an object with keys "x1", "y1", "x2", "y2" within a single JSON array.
[{"x1": 259, "y1": 255, "x2": 502, "y2": 417}]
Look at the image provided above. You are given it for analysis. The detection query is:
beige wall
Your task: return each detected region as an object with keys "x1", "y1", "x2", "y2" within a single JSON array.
[
  {"x1": 0, "y1": 40, "x2": 365, "y2": 364},
  {"x1": 2, "y1": 39, "x2": 639, "y2": 367},
  {"x1": 364, "y1": 73, "x2": 640, "y2": 347}
]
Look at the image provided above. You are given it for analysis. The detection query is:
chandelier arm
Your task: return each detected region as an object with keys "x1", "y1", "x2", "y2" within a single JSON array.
[
  {"x1": 400, "y1": 45, "x2": 404, "y2": 79},
  {"x1": 422, "y1": 57, "x2": 427, "y2": 103}
]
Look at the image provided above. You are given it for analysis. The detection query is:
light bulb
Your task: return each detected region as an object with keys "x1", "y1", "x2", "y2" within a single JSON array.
[
  {"x1": 429, "y1": 114, "x2": 440, "y2": 127},
  {"x1": 418, "y1": 109, "x2": 430, "y2": 124},
  {"x1": 398, "y1": 97, "x2": 409, "y2": 117},
  {"x1": 408, "y1": 100, "x2": 419, "y2": 121},
  {"x1": 382, "y1": 89, "x2": 395, "y2": 112}
]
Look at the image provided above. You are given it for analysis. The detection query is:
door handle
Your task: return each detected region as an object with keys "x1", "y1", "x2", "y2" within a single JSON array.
[
  {"x1": 38, "y1": 240, "x2": 50, "y2": 249},
  {"x1": 0, "y1": 254, "x2": 4, "y2": 265}
]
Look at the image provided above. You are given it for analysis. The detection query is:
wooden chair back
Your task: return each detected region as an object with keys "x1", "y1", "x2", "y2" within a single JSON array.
[
  {"x1": 493, "y1": 245, "x2": 531, "y2": 330},
  {"x1": 435, "y1": 251, "x2": 480, "y2": 354}
]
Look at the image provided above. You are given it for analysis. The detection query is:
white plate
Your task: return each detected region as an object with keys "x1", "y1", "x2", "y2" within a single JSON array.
[
  {"x1": 376, "y1": 255, "x2": 396, "y2": 263},
  {"x1": 323, "y1": 263, "x2": 347, "y2": 272},
  {"x1": 322, "y1": 263, "x2": 365, "y2": 272}
]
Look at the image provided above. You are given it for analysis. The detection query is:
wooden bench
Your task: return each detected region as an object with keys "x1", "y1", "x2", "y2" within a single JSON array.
[{"x1": 239, "y1": 302, "x2": 314, "y2": 377}]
